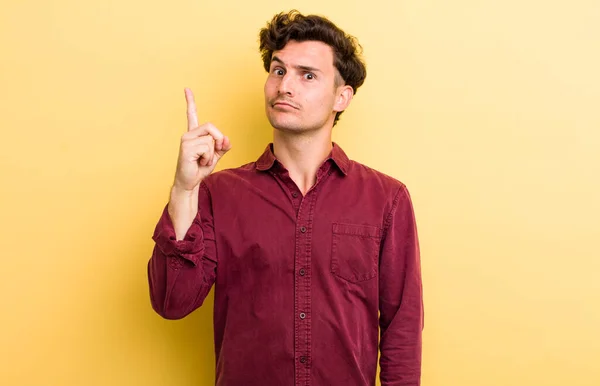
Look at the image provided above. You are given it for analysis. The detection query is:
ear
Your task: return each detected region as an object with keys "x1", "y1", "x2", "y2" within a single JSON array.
[{"x1": 333, "y1": 85, "x2": 354, "y2": 113}]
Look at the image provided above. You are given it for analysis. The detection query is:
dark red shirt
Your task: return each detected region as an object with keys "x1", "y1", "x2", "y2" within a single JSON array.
[{"x1": 147, "y1": 143, "x2": 423, "y2": 386}]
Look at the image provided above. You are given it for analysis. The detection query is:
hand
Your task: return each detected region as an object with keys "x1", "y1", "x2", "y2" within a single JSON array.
[{"x1": 173, "y1": 88, "x2": 232, "y2": 192}]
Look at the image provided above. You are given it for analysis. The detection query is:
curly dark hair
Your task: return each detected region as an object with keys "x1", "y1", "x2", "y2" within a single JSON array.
[{"x1": 259, "y1": 10, "x2": 367, "y2": 125}]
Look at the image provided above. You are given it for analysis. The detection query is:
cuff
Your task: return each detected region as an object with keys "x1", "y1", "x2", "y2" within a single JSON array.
[{"x1": 151, "y1": 204, "x2": 204, "y2": 266}]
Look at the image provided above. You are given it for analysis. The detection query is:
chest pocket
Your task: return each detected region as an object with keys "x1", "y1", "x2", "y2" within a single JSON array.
[{"x1": 330, "y1": 223, "x2": 382, "y2": 283}]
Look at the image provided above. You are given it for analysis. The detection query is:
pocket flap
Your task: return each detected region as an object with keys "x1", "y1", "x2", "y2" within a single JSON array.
[{"x1": 332, "y1": 223, "x2": 382, "y2": 239}]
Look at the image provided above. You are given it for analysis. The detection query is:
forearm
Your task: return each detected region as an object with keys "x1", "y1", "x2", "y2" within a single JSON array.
[
  {"x1": 168, "y1": 184, "x2": 200, "y2": 241},
  {"x1": 148, "y1": 184, "x2": 217, "y2": 319},
  {"x1": 147, "y1": 228, "x2": 215, "y2": 320}
]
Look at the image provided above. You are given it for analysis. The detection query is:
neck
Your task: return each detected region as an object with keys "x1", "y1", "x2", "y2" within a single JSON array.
[{"x1": 272, "y1": 128, "x2": 333, "y2": 195}]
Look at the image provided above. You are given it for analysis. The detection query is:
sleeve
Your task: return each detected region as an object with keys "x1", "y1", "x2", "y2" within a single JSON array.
[
  {"x1": 147, "y1": 182, "x2": 217, "y2": 320},
  {"x1": 378, "y1": 184, "x2": 424, "y2": 386}
]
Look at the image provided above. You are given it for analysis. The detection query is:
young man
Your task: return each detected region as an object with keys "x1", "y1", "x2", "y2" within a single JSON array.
[{"x1": 148, "y1": 10, "x2": 423, "y2": 386}]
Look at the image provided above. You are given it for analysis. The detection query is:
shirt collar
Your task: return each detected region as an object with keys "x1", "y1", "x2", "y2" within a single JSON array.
[{"x1": 256, "y1": 142, "x2": 350, "y2": 176}]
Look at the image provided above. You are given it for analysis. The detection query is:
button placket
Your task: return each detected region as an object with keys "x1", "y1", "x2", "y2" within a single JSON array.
[{"x1": 294, "y1": 188, "x2": 315, "y2": 384}]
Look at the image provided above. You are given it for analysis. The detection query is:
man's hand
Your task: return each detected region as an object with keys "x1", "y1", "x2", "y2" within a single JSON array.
[{"x1": 173, "y1": 88, "x2": 232, "y2": 192}]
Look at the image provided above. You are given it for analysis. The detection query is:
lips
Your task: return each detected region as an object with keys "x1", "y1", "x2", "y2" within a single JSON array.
[{"x1": 272, "y1": 100, "x2": 298, "y2": 109}]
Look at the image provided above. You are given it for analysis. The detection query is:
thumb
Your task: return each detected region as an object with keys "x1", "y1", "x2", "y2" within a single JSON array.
[{"x1": 215, "y1": 136, "x2": 232, "y2": 159}]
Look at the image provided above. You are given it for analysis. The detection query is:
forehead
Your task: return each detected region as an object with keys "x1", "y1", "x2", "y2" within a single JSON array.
[{"x1": 272, "y1": 40, "x2": 335, "y2": 71}]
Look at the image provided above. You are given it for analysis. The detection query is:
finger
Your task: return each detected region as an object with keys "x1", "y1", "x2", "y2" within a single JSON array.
[
  {"x1": 185, "y1": 88, "x2": 199, "y2": 131},
  {"x1": 200, "y1": 147, "x2": 214, "y2": 166},
  {"x1": 198, "y1": 145, "x2": 212, "y2": 165},
  {"x1": 222, "y1": 136, "x2": 232, "y2": 151},
  {"x1": 184, "y1": 142, "x2": 211, "y2": 166},
  {"x1": 184, "y1": 123, "x2": 225, "y2": 142},
  {"x1": 182, "y1": 136, "x2": 213, "y2": 162},
  {"x1": 200, "y1": 138, "x2": 215, "y2": 167},
  {"x1": 182, "y1": 135, "x2": 214, "y2": 150},
  {"x1": 209, "y1": 137, "x2": 231, "y2": 166},
  {"x1": 215, "y1": 135, "x2": 224, "y2": 152},
  {"x1": 215, "y1": 136, "x2": 232, "y2": 159}
]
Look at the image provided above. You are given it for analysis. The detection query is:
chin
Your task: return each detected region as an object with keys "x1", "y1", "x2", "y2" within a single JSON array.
[
  {"x1": 272, "y1": 123, "x2": 306, "y2": 133},
  {"x1": 268, "y1": 114, "x2": 304, "y2": 132}
]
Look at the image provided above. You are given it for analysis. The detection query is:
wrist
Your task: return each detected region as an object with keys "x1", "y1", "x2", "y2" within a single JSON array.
[{"x1": 171, "y1": 183, "x2": 200, "y2": 199}]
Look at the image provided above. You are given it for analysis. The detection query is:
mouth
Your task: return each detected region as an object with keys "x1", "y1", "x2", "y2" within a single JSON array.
[{"x1": 272, "y1": 101, "x2": 299, "y2": 110}]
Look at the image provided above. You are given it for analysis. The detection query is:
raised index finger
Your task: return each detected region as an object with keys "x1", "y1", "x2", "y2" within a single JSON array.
[{"x1": 184, "y1": 88, "x2": 199, "y2": 131}]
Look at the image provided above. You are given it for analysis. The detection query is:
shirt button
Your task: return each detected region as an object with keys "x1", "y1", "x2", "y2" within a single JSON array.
[
  {"x1": 299, "y1": 312, "x2": 306, "y2": 319},
  {"x1": 299, "y1": 268, "x2": 306, "y2": 276},
  {"x1": 300, "y1": 226, "x2": 307, "y2": 233},
  {"x1": 299, "y1": 356, "x2": 307, "y2": 363},
  {"x1": 292, "y1": 192, "x2": 298, "y2": 198}
]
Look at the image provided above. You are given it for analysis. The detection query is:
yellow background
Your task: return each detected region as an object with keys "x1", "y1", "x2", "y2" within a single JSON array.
[{"x1": 1, "y1": 0, "x2": 599, "y2": 385}]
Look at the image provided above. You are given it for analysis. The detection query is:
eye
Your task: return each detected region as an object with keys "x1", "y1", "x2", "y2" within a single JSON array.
[
  {"x1": 304, "y1": 72, "x2": 315, "y2": 80},
  {"x1": 272, "y1": 68, "x2": 285, "y2": 76}
]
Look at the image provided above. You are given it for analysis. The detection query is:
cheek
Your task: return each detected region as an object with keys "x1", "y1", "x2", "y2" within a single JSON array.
[
  {"x1": 268, "y1": 75, "x2": 282, "y2": 87},
  {"x1": 264, "y1": 78, "x2": 275, "y2": 95},
  {"x1": 314, "y1": 89, "x2": 336, "y2": 110}
]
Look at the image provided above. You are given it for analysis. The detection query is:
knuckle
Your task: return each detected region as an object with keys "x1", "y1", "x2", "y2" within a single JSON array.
[{"x1": 207, "y1": 122, "x2": 224, "y2": 137}]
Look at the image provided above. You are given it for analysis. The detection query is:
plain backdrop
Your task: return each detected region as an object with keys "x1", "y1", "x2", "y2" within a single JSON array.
[{"x1": 1, "y1": 1, "x2": 599, "y2": 385}]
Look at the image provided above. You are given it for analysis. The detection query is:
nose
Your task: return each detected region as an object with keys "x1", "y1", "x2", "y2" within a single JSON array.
[{"x1": 278, "y1": 73, "x2": 294, "y2": 96}]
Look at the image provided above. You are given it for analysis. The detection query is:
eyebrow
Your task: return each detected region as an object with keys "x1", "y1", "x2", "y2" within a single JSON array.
[{"x1": 271, "y1": 56, "x2": 322, "y2": 73}]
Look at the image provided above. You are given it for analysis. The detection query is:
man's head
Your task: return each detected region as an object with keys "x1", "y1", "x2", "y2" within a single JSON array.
[{"x1": 259, "y1": 10, "x2": 367, "y2": 133}]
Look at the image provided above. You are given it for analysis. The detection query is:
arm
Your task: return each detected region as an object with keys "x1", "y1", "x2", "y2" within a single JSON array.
[
  {"x1": 379, "y1": 185, "x2": 424, "y2": 386},
  {"x1": 147, "y1": 182, "x2": 217, "y2": 320},
  {"x1": 147, "y1": 87, "x2": 231, "y2": 320}
]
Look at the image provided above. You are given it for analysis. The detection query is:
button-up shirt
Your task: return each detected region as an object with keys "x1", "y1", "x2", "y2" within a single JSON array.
[{"x1": 147, "y1": 143, "x2": 423, "y2": 386}]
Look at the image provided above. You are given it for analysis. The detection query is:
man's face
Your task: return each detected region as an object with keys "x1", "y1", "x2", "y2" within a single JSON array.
[{"x1": 264, "y1": 40, "x2": 349, "y2": 133}]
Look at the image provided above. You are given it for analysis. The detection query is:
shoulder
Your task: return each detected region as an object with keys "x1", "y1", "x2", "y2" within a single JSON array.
[
  {"x1": 200, "y1": 161, "x2": 258, "y2": 191},
  {"x1": 345, "y1": 159, "x2": 415, "y2": 223},
  {"x1": 346, "y1": 159, "x2": 407, "y2": 195}
]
